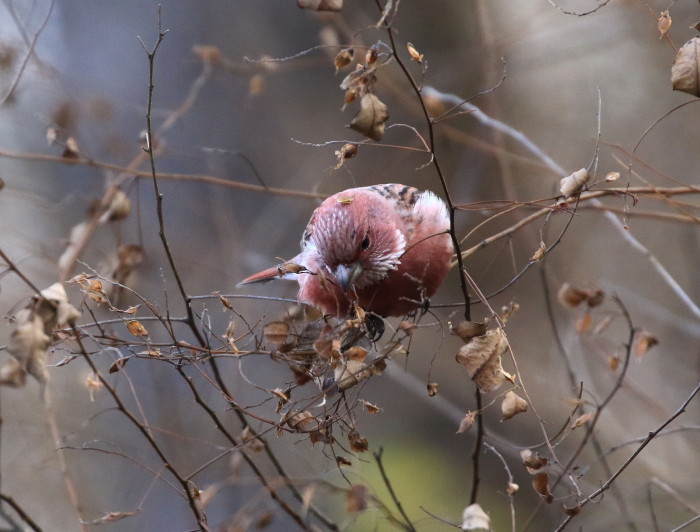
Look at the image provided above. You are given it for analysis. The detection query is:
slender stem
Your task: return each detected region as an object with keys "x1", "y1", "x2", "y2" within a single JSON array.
[{"x1": 373, "y1": 448, "x2": 416, "y2": 532}]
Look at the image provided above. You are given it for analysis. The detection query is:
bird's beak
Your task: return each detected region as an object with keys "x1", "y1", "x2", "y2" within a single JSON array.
[{"x1": 333, "y1": 262, "x2": 363, "y2": 292}]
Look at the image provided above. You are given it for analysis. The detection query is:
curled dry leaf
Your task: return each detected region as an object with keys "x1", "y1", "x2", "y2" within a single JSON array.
[
  {"x1": 192, "y1": 45, "x2": 222, "y2": 64},
  {"x1": 605, "y1": 171, "x2": 620, "y2": 182},
  {"x1": 633, "y1": 330, "x2": 658, "y2": 357},
  {"x1": 297, "y1": 0, "x2": 343, "y2": 12},
  {"x1": 461, "y1": 503, "x2": 490, "y2": 531},
  {"x1": 336, "y1": 456, "x2": 352, "y2": 466},
  {"x1": 335, "y1": 358, "x2": 385, "y2": 392},
  {"x1": 531, "y1": 240, "x2": 546, "y2": 262},
  {"x1": 286, "y1": 410, "x2": 319, "y2": 433},
  {"x1": 333, "y1": 143, "x2": 358, "y2": 169},
  {"x1": 557, "y1": 283, "x2": 588, "y2": 307},
  {"x1": 348, "y1": 429, "x2": 369, "y2": 452},
  {"x1": 345, "y1": 484, "x2": 368, "y2": 512},
  {"x1": 571, "y1": 412, "x2": 592, "y2": 429},
  {"x1": 608, "y1": 355, "x2": 620, "y2": 372},
  {"x1": 456, "y1": 327, "x2": 509, "y2": 393},
  {"x1": 532, "y1": 472, "x2": 554, "y2": 503},
  {"x1": 506, "y1": 482, "x2": 519, "y2": 495},
  {"x1": 334, "y1": 48, "x2": 354, "y2": 72},
  {"x1": 451, "y1": 319, "x2": 488, "y2": 342},
  {"x1": 8, "y1": 317, "x2": 48, "y2": 381},
  {"x1": 263, "y1": 321, "x2": 290, "y2": 347},
  {"x1": 359, "y1": 399, "x2": 381, "y2": 414},
  {"x1": 126, "y1": 320, "x2": 148, "y2": 337},
  {"x1": 672, "y1": 38, "x2": 700, "y2": 97},
  {"x1": 560, "y1": 168, "x2": 589, "y2": 198},
  {"x1": 0, "y1": 358, "x2": 26, "y2": 387},
  {"x1": 108, "y1": 357, "x2": 130, "y2": 374},
  {"x1": 349, "y1": 93, "x2": 389, "y2": 141},
  {"x1": 520, "y1": 449, "x2": 548, "y2": 473},
  {"x1": 657, "y1": 11, "x2": 672, "y2": 39},
  {"x1": 241, "y1": 426, "x2": 265, "y2": 452},
  {"x1": 99, "y1": 189, "x2": 131, "y2": 223},
  {"x1": 575, "y1": 312, "x2": 592, "y2": 334},
  {"x1": 562, "y1": 503, "x2": 581, "y2": 516},
  {"x1": 427, "y1": 381, "x2": 439, "y2": 396},
  {"x1": 502, "y1": 391, "x2": 528, "y2": 420},
  {"x1": 407, "y1": 42, "x2": 424, "y2": 63},
  {"x1": 457, "y1": 411, "x2": 476, "y2": 434}
]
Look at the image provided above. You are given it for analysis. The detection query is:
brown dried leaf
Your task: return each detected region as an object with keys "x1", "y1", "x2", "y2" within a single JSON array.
[
  {"x1": 248, "y1": 74, "x2": 264, "y2": 97},
  {"x1": 297, "y1": 0, "x2": 343, "y2": 11},
  {"x1": 557, "y1": 283, "x2": 588, "y2": 307},
  {"x1": 605, "y1": 171, "x2": 620, "y2": 182},
  {"x1": 359, "y1": 399, "x2": 381, "y2": 414},
  {"x1": 658, "y1": 11, "x2": 672, "y2": 39},
  {"x1": 502, "y1": 391, "x2": 528, "y2": 420},
  {"x1": 427, "y1": 382, "x2": 439, "y2": 396},
  {"x1": 456, "y1": 327, "x2": 509, "y2": 393},
  {"x1": 506, "y1": 482, "x2": 519, "y2": 495},
  {"x1": 8, "y1": 311, "x2": 50, "y2": 384},
  {"x1": 531, "y1": 240, "x2": 546, "y2": 262},
  {"x1": 333, "y1": 143, "x2": 358, "y2": 169},
  {"x1": 633, "y1": 330, "x2": 658, "y2": 357},
  {"x1": 520, "y1": 449, "x2": 548, "y2": 473},
  {"x1": 457, "y1": 411, "x2": 476, "y2": 434},
  {"x1": 576, "y1": 312, "x2": 592, "y2": 334},
  {"x1": 571, "y1": 412, "x2": 592, "y2": 429},
  {"x1": 108, "y1": 357, "x2": 130, "y2": 374},
  {"x1": 334, "y1": 48, "x2": 354, "y2": 72},
  {"x1": 451, "y1": 319, "x2": 489, "y2": 342},
  {"x1": 0, "y1": 358, "x2": 26, "y2": 387},
  {"x1": 406, "y1": 42, "x2": 424, "y2": 63},
  {"x1": 672, "y1": 38, "x2": 700, "y2": 97},
  {"x1": 126, "y1": 320, "x2": 148, "y2": 337},
  {"x1": 336, "y1": 456, "x2": 352, "y2": 466},
  {"x1": 532, "y1": 472, "x2": 554, "y2": 503},
  {"x1": 562, "y1": 503, "x2": 581, "y2": 516},
  {"x1": 349, "y1": 93, "x2": 389, "y2": 141},
  {"x1": 344, "y1": 346, "x2": 368, "y2": 361},
  {"x1": 286, "y1": 410, "x2": 319, "y2": 433},
  {"x1": 460, "y1": 503, "x2": 490, "y2": 531},
  {"x1": 193, "y1": 45, "x2": 222, "y2": 64},
  {"x1": 608, "y1": 355, "x2": 619, "y2": 372},
  {"x1": 345, "y1": 484, "x2": 368, "y2": 512},
  {"x1": 348, "y1": 429, "x2": 368, "y2": 452},
  {"x1": 263, "y1": 321, "x2": 289, "y2": 347},
  {"x1": 560, "y1": 168, "x2": 589, "y2": 198}
]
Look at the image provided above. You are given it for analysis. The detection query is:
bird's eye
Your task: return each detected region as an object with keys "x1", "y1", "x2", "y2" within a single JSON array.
[{"x1": 360, "y1": 234, "x2": 371, "y2": 251}]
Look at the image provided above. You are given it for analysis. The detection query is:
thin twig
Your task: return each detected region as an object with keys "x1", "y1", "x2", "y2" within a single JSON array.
[{"x1": 373, "y1": 448, "x2": 416, "y2": 532}]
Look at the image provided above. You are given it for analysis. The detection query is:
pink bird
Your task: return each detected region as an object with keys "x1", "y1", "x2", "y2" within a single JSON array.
[{"x1": 240, "y1": 184, "x2": 453, "y2": 318}]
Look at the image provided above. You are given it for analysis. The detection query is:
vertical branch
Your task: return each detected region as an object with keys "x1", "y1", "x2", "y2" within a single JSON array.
[
  {"x1": 469, "y1": 389, "x2": 483, "y2": 504},
  {"x1": 373, "y1": 448, "x2": 417, "y2": 532},
  {"x1": 138, "y1": 7, "x2": 206, "y2": 348}
]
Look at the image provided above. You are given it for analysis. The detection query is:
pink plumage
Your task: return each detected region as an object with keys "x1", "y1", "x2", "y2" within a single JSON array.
[{"x1": 239, "y1": 184, "x2": 453, "y2": 318}]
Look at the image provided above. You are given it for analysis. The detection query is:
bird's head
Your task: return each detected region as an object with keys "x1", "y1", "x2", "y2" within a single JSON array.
[{"x1": 309, "y1": 191, "x2": 406, "y2": 292}]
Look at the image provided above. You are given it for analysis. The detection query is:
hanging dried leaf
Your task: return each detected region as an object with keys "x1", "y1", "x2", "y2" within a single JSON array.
[
  {"x1": 605, "y1": 171, "x2": 620, "y2": 182},
  {"x1": 345, "y1": 484, "x2": 368, "y2": 512},
  {"x1": 657, "y1": 11, "x2": 672, "y2": 39},
  {"x1": 41, "y1": 283, "x2": 81, "y2": 326},
  {"x1": 62, "y1": 136, "x2": 80, "y2": 159},
  {"x1": 126, "y1": 320, "x2": 148, "y2": 337},
  {"x1": 334, "y1": 48, "x2": 354, "y2": 72},
  {"x1": 608, "y1": 355, "x2": 619, "y2": 372},
  {"x1": 427, "y1": 382, "x2": 439, "y2": 396},
  {"x1": 0, "y1": 358, "x2": 26, "y2": 387},
  {"x1": 575, "y1": 312, "x2": 592, "y2": 334},
  {"x1": 348, "y1": 429, "x2": 369, "y2": 452},
  {"x1": 557, "y1": 283, "x2": 588, "y2": 307},
  {"x1": 263, "y1": 321, "x2": 290, "y2": 347},
  {"x1": 502, "y1": 391, "x2": 528, "y2": 420},
  {"x1": 193, "y1": 45, "x2": 221, "y2": 64},
  {"x1": 506, "y1": 482, "x2": 519, "y2": 495},
  {"x1": 406, "y1": 42, "x2": 424, "y2": 63},
  {"x1": 532, "y1": 473, "x2": 554, "y2": 503},
  {"x1": 297, "y1": 0, "x2": 343, "y2": 12},
  {"x1": 349, "y1": 93, "x2": 389, "y2": 141},
  {"x1": 633, "y1": 330, "x2": 658, "y2": 357},
  {"x1": 457, "y1": 411, "x2": 476, "y2": 434},
  {"x1": 672, "y1": 38, "x2": 700, "y2": 97},
  {"x1": 520, "y1": 449, "x2": 548, "y2": 473},
  {"x1": 560, "y1": 168, "x2": 589, "y2": 198},
  {"x1": 286, "y1": 410, "x2": 319, "y2": 433},
  {"x1": 456, "y1": 327, "x2": 509, "y2": 393},
  {"x1": 335, "y1": 358, "x2": 385, "y2": 391},
  {"x1": 359, "y1": 399, "x2": 381, "y2": 414},
  {"x1": 333, "y1": 143, "x2": 358, "y2": 169},
  {"x1": 451, "y1": 319, "x2": 489, "y2": 342},
  {"x1": 336, "y1": 456, "x2": 352, "y2": 466},
  {"x1": 108, "y1": 356, "x2": 130, "y2": 374},
  {"x1": 571, "y1": 412, "x2": 592, "y2": 429},
  {"x1": 562, "y1": 503, "x2": 581, "y2": 516},
  {"x1": 531, "y1": 240, "x2": 546, "y2": 262},
  {"x1": 99, "y1": 189, "x2": 130, "y2": 223},
  {"x1": 460, "y1": 503, "x2": 490, "y2": 531}
]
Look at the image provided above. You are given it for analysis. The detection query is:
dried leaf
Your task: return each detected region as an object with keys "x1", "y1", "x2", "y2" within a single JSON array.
[
  {"x1": 531, "y1": 240, "x2": 546, "y2": 262},
  {"x1": 193, "y1": 45, "x2": 221, "y2": 64},
  {"x1": 100, "y1": 189, "x2": 130, "y2": 223},
  {"x1": 334, "y1": 48, "x2": 354, "y2": 72},
  {"x1": 457, "y1": 411, "x2": 476, "y2": 434},
  {"x1": 286, "y1": 410, "x2": 319, "y2": 433},
  {"x1": 520, "y1": 449, "x2": 548, "y2": 473},
  {"x1": 335, "y1": 358, "x2": 385, "y2": 391},
  {"x1": 263, "y1": 321, "x2": 290, "y2": 347},
  {"x1": 62, "y1": 136, "x2": 80, "y2": 159},
  {"x1": 336, "y1": 456, "x2": 352, "y2": 466},
  {"x1": 575, "y1": 312, "x2": 592, "y2": 334},
  {"x1": 571, "y1": 412, "x2": 591, "y2": 429},
  {"x1": 633, "y1": 330, "x2": 658, "y2": 357},
  {"x1": 560, "y1": 168, "x2": 589, "y2": 198},
  {"x1": 532, "y1": 472, "x2": 554, "y2": 503},
  {"x1": 348, "y1": 429, "x2": 368, "y2": 452},
  {"x1": 451, "y1": 319, "x2": 489, "y2": 342},
  {"x1": 502, "y1": 391, "x2": 528, "y2": 420},
  {"x1": 0, "y1": 358, "x2": 26, "y2": 387},
  {"x1": 562, "y1": 503, "x2": 581, "y2": 516},
  {"x1": 672, "y1": 38, "x2": 700, "y2": 97},
  {"x1": 557, "y1": 283, "x2": 587, "y2": 307},
  {"x1": 108, "y1": 357, "x2": 130, "y2": 373},
  {"x1": 456, "y1": 327, "x2": 509, "y2": 393},
  {"x1": 658, "y1": 11, "x2": 672, "y2": 39},
  {"x1": 349, "y1": 93, "x2": 389, "y2": 141},
  {"x1": 506, "y1": 482, "x2": 519, "y2": 495},
  {"x1": 41, "y1": 283, "x2": 81, "y2": 326},
  {"x1": 359, "y1": 399, "x2": 381, "y2": 414},
  {"x1": 8, "y1": 313, "x2": 50, "y2": 384},
  {"x1": 345, "y1": 484, "x2": 368, "y2": 512},
  {"x1": 427, "y1": 382, "x2": 439, "y2": 396},
  {"x1": 608, "y1": 355, "x2": 619, "y2": 372},
  {"x1": 126, "y1": 320, "x2": 148, "y2": 337},
  {"x1": 461, "y1": 503, "x2": 490, "y2": 531},
  {"x1": 248, "y1": 74, "x2": 264, "y2": 97},
  {"x1": 605, "y1": 171, "x2": 620, "y2": 182},
  {"x1": 407, "y1": 42, "x2": 424, "y2": 63},
  {"x1": 333, "y1": 143, "x2": 358, "y2": 169},
  {"x1": 297, "y1": 0, "x2": 343, "y2": 11}
]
